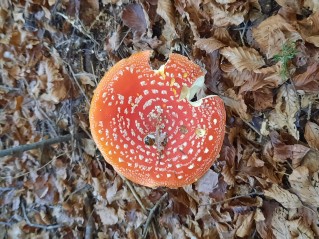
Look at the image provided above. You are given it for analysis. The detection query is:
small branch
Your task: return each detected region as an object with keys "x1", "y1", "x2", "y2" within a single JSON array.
[
  {"x1": 119, "y1": 175, "x2": 147, "y2": 212},
  {"x1": 0, "y1": 133, "x2": 84, "y2": 158},
  {"x1": 142, "y1": 192, "x2": 168, "y2": 239},
  {"x1": 119, "y1": 175, "x2": 159, "y2": 239},
  {"x1": 21, "y1": 199, "x2": 61, "y2": 230},
  {"x1": 199, "y1": 192, "x2": 264, "y2": 207}
]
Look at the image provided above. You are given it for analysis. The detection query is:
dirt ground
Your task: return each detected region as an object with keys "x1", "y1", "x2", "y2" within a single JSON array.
[{"x1": 1, "y1": 0, "x2": 319, "y2": 238}]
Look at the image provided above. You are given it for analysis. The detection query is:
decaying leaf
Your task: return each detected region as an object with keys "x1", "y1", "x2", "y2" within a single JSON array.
[
  {"x1": 195, "y1": 37, "x2": 226, "y2": 53},
  {"x1": 293, "y1": 63, "x2": 319, "y2": 93},
  {"x1": 95, "y1": 203, "x2": 119, "y2": 225},
  {"x1": 222, "y1": 89, "x2": 251, "y2": 121},
  {"x1": 157, "y1": 0, "x2": 176, "y2": 31},
  {"x1": 289, "y1": 166, "x2": 319, "y2": 207},
  {"x1": 122, "y1": 4, "x2": 148, "y2": 34},
  {"x1": 253, "y1": 15, "x2": 301, "y2": 58},
  {"x1": 220, "y1": 46, "x2": 265, "y2": 72},
  {"x1": 305, "y1": 121, "x2": 319, "y2": 150},
  {"x1": 268, "y1": 84, "x2": 300, "y2": 139},
  {"x1": 264, "y1": 184, "x2": 302, "y2": 209}
]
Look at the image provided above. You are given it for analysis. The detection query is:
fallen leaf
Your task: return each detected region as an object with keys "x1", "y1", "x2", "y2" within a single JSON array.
[
  {"x1": 195, "y1": 169, "x2": 219, "y2": 194},
  {"x1": 220, "y1": 46, "x2": 265, "y2": 72},
  {"x1": 236, "y1": 211, "x2": 254, "y2": 237},
  {"x1": 305, "y1": 122, "x2": 319, "y2": 150},
  {"x1": 304, "y1": 0, "x2": 319, "y2": 11},
  {"x1": 222, "y1": 89, "x2": 251, "y2": 121},
  {"x1": 268, "y1": 84, "x2": 300, "y2": 139},
  {"x1": 195, "y1": 37, "x2": 226, "y2": 53},
  {"x1": 157, "y1": 0, "x2": 176, "y2": 31},
  {"x1": 122, "y1": 4, "x2": 147, "y2": 34},
  {"x1": 293, "y1": 63, "x2": 319, "y2": 93},
  {"x1": 271, "y1": 207, "x2": 290, "y2": 239},
  {"x1": 288, "y1": 218, "x2": 315, "y2": 239},
  {"x1": 264, "y1": 184, "x2": 302, "y2": 209},
  {"x1": 253, "y1": 14, "x2": 301, "y2": 58},
  {"x1": 289, "y1": 166, "x2": 319, "y2": 207},
  {"x1": 95, "y1": 203, "x2": 119, "y2": 225}
]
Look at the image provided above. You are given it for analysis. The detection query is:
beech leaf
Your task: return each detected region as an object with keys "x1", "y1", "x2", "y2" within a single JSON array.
[{"x1": 220, "y1": 46, "x2": 265, "y2": 72}]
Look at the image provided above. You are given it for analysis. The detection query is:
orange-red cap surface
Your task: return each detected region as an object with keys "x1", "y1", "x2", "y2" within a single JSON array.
[{"x1": 90, "y1": 51, "x2": 226, "y2": 188}]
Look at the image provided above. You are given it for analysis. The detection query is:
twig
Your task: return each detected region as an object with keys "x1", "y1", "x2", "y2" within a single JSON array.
[
  {"x1": 0, "y1": 133, "x2": 84, "y2": 158},
  {"x1": 64, "y1": 61, "x2": 91, "y2": 107},
  {"x1": 199, "y1": 192, "x2": 264, "y2": 207},
  {"x1": 142, "y1": 192, "x2": 168, "y2": 239},
  {"x1": 119, "y1": 175, "x2": 159, "y2": 239},
  {"x1": 21, "y1": 199, "x2": 60, "y2": 230},
  {"x1": 120, "y1": 175, "x2": 147, "y2": 212},
  {"x1": 84, "y1": 194, "x2": 95, "y2": 239}
]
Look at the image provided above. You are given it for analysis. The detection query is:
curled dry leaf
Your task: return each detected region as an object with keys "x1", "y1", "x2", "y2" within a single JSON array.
[
  {"x1": 271, "y1": 207, "x2": 290, "y2": 239},
  {"x1": 304, "y1": 0, "x2": 319, "y2": 11},
  {"x1": 220, "y1": 46, "x2": 265, "y2": 72},
  {"x1": 207, "y1": 1, "x2": 249, "y2": 27},
  {"x1": 195, "y1": 37, "x2": 226, "y2": 53},
  {"x1": 122, "y1": 4, "x2": 147, "y2": 34},
  {"x1": 253, "y1": 14, "x2": 301, "y2": 59},
  {"x1": 288, "y1": 219, "x2": 315, "y2": 239},
  {"x1": 293, "y1": 63, "x2": 319, "y2": 93},
  {"x1": 95, "y1": 203, "x2": 119, "y2": 225},
  {"x1": 222, "y1": 89, "x2": 251, "y2": 121},
  {"x1": 236, "y1": 211, "x2": 254, "y2": 238},
  {"x1": 264, "y1": 184, "x2": 302, "y2": 209},
  {"x1": 275, "y1": 0, "x2": 302, "y2": 14},
  {"x1": 298, "y1": 11, "x2": 319, "y2": 45},
  {"x1": 268, "y1": 84, "x2": 300, "y2": 139},
  {"x1": 289, "y1": 166, "x2": 319, "y2": 207},
  {"x1": 157, "y1": 0, "x2": 176, "y2": 30},
  {"x1": 195, "y1": 169, "x2": 219, "y2": 194},
  {"x1": 304, "y1": 121, "x2": 319, "y2": 150}
]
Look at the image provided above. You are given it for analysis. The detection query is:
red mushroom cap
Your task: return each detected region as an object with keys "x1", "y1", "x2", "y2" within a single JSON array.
[{"x1": 89, "y1": 51, "x2": 226, "y2": 188}]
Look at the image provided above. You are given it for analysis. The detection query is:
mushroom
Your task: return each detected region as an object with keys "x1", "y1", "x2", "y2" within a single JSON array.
[{"x1": 89, "y1": 51, "x2": 226, "y2": 188}]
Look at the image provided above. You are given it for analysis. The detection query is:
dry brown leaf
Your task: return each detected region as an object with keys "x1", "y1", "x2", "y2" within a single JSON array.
[
  {"x1": 216, "y1": 0, "x2": 237, "y2": 3},
  {"x1": 253, "y1": 14, "x2": 301, "y2": 58},
  {"x1": 236, "y1": 212, "x2": 254, "y2": 237},
  {"x1": 222, "y1": 89, "x2": 251, "y2": 121},
  {"x1": 271, "y1": 207, "x2": 290, "y2": 239},
  {"x1": 264, "y1": 184, "x2": 302, "y2": 209},
  {"x1": 304, "y1": 0, "x2": 319, "y2": 11},
  {"x1": 220, "y1": 46, "x2": 265, "y2": 72},
  {"x1": 298, "y1": 11, "x2": 319, "y2": 43},
  {"x1": 207, "y1": 1, "x2": 249, "y2": 27},
  {"x1": 157, "y1": 0, "x2": 176, "y2": 30},
  {"x1": 268, "y1": 84, "x2": 300, "y2": 139},
  {"x1": 247, "y1": 152, "x2": 265, "y2": 167},
  {"x1": 305, "y1": 121, "x2": 319, "y2": 150},
  {"x1": 273, "y1": 144, "x2": 310, "y2": 164},
  {"x1": 95, "y1": 203, "x2": 119, "y2": 225},
  {"x1": 288, "y1": 219, "x2": 315, "y2": 239},
  {"x1": 293, "y1": 63, "x2": 319, "y2": 93},
  {"x1": 275, "y1": 0, "x2": 302, "y2": 14},
  {"x1": 195, "y1": 169, "x2": 219, "y2": 194},
  {"x1": 195, "y1": 37, "x2": 226, "y2": 53},
  {"x1": 39, "y1": 60, "x2": 69, "y2": 104},
  {"x1": 122, "y1": 4, "x2": 147, "y2": 34},
  {"x1": 289, "y1": 166, "x2": 319, "y2": 207}
]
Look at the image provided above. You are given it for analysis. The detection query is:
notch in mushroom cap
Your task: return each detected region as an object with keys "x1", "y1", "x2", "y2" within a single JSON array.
[{"x1": 89, "y1": 51, "x2": 226, "y2": 188}]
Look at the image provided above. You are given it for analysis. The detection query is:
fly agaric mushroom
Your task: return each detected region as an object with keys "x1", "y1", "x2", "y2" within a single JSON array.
[{"x1": 89, "y1": 51, "x2": 225, "y2": 188}]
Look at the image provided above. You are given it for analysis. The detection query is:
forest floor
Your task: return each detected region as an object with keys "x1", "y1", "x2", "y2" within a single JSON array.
[{"x1": 1, "y1": 0, "x2": 319, "y2": 238}]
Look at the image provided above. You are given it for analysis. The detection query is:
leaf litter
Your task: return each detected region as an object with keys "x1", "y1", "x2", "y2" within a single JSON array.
[{"x1": 1, "y1": 0, "x2": 319, "y2": 238}]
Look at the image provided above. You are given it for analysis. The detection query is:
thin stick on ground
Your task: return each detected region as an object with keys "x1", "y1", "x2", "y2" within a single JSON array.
[
  {"x1": 0, "y1": 133, "x2": 84, "y2": 158},
  {"x1": 21, "y1": 199, "x2": 61, "y2": 230},
  {"x1": 119, "y1": 175, "x2": 159, "y2": 239},
  {"x1": 142, "y1": 192, "x2": 168, "y2": 239}
]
